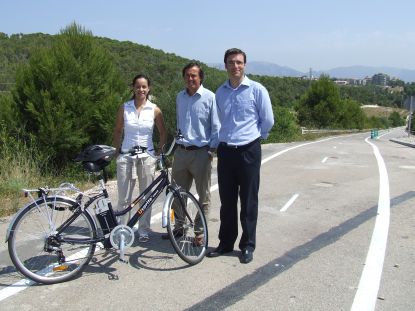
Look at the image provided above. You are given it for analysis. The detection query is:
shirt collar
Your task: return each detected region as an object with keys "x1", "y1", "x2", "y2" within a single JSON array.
[
  {"x1": 185, "y1": 84, "x2": 204, "y2": 97},
  {"x1": 225, "y1": 76, "x2": 250, "y2": 89}
]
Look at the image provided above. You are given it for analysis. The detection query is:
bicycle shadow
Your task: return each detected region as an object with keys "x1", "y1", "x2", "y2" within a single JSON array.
[
  {"x1": 0, "y1": 264, "x2": 27, "y2": 287},
  {"x1": 0, "y1": 251, "x2": 121, "y2": 287},
  {"x1": 127, "y1": 231, "x2": 192, "y2": 272},
  {"x1": 82, "y1": 248, "x2": 123, "y2": 281}
]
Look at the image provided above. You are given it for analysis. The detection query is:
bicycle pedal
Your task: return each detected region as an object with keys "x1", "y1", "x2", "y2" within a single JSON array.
[{"x1": 108, "y1": 274, "x2": 119, "y2": 280}]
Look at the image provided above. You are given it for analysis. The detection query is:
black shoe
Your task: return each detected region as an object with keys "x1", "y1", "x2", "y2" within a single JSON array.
[
  {"x1": 239, "y1": 249, "x2": 253, "y2": 264},
  {"x1": 161, "y1": 229, "x2": 184, "y2": 240},
  {"x1": 206, "y1": 245, "x2": 233, "y2": 258}
]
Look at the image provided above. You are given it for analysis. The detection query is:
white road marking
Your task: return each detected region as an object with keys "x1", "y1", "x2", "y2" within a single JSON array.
[
  {"x1": 351, "y1": 137, "x2": 390, "y2": 311},
  {"x1": 0, "y1": 279, "x2": 35, "y2": 301},
  {"x1": 280, "y1": 194, "x2": 299, "y2": 212},
  {"x1": 0, "y1": 248, "x2": 90, "y2": 301},
  {"x1": 261, "y1": 137, "x2": 336, "y2": 165},
  {"x1": 321, "y1": 157, "x2": 328, "y2": 163}
]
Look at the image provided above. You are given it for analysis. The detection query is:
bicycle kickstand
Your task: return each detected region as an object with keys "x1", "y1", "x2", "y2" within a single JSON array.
[{"x1": 118, "y1": 234, "x2": 128, "y2": 264}]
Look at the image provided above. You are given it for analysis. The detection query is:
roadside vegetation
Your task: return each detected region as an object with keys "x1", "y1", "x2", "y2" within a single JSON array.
[{"x1": 0, "y1": 23, "x2": 413, "y2": 216}]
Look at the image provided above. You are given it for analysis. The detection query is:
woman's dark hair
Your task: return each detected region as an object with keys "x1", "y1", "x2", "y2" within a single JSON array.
[
  {"x1": 224, "y1": 48, "x2": 247, "y2": 64},
  {"x1": 182, "y1": 62, "x2": 204, "y2": 84},
  {"x1": 131, "y1": 74, "x2": 151, "y2": 99}
]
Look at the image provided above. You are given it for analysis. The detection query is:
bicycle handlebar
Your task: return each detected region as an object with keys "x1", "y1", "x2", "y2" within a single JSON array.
[{"x1": 123, "y1": 132, "x2": 183, "y2": 165}]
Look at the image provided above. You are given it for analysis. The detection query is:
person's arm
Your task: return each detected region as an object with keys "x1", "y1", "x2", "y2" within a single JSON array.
[
  {"x1": 257, "y1": 86, "x2": 274, "y2": 139},
  {"x1": 154, "y1": 106, "x2": 168, "y2": 154},
  {"x1": 112, "y1": 104, "x2": 124, "y2": 154},
  {"x1": 208, "y1": 96, "x2": 220, "y2": 159}
]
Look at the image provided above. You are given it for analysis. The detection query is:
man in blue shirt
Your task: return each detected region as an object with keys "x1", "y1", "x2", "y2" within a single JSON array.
[
  {"x1": 207, "y1": 48, "x2": 274, "y2": 263},
  {"x1": 163, "y1": 62, "x2": 220, "y2": 245}
]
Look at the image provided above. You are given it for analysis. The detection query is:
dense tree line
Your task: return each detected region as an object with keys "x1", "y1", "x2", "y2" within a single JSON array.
[{"x1": 0, "y1": 23, "x2": 408, "y2": 173}]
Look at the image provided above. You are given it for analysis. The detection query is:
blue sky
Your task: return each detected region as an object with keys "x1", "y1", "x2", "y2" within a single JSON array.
[{"x1": 1, "y1": 0, "x2": 414, "y2": 72}]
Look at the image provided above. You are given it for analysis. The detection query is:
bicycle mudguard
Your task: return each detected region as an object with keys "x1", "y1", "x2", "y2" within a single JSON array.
[
  {"x1": 5, "y1": 195, "x2": 97, "y2": 242},
  {"x1": 5, "y1": 204, "x2": 30, "y2": 243},
  {"x1": 162, "y1": 191, "x2": 175, "y2": 228},
  {"x1": 161, "y1": 185, "x2": 185, "y2": 228}
]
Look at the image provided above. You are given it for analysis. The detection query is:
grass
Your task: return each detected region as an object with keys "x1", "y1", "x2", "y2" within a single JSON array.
[
  {"x1": 0, "y1": 127, "x2": 100, "y2": 217},
  {"x1": 361, "y1": 106, "x2": 407, "y2": 118}
]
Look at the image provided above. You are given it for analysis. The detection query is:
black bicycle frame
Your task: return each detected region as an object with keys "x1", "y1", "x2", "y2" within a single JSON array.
[
  {"x1": 126, "y1": 169, "x2": 170, "y2": 228},
  {"x1": 54, "y1": 167, "x2": 173, "y2": 246}
]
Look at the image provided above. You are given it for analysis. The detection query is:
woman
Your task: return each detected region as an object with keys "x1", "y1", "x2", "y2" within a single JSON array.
[{"x1": 113, "y1": 74, "x2": 167, "y2": 242}]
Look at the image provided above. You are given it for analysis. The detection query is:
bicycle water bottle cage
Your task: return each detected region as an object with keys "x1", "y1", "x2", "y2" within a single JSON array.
[{"x1": 74, "y1": 145, "x2": 117, "y2": 173}]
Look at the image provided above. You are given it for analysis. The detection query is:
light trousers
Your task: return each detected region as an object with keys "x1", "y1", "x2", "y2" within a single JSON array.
[{"x1": 116, "y1": 154, "x2": 155, "y2": 236}]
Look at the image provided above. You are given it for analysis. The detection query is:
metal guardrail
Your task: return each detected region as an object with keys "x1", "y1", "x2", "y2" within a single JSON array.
[{"x1": 301, "y1": 127, "x2": 360, "y2": 135}]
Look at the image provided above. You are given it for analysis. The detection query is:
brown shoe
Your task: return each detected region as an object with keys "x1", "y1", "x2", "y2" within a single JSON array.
[{"x1": 193, "y1": 234, "x2": 204, "y2": 247}]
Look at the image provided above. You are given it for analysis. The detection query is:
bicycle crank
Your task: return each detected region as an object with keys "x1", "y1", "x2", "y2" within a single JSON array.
[{"x1": 109, "y1": 225, "x2": 134, "y2": 263}]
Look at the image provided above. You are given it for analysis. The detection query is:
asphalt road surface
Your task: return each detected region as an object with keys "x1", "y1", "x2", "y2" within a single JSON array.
[{"x1": 0, "y1": 128, "x2": 414, "y2": 310}]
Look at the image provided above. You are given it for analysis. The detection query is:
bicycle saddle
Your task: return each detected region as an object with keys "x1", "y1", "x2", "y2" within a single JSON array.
[{"x1": 74, "y1": 145, "x2": 116, "y2": 172}]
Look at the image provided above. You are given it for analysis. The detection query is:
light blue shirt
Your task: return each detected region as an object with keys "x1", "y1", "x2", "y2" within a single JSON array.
[
  {"x1": 176, "y1": 85, "x2": 220, "y2": 148},
  {"x1": 215, "y1": 76, "x2": 274, "y2": 145}
]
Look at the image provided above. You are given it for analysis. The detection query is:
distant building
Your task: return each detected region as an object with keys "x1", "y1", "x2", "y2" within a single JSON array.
[
  {"x1": 371, "y1": 73, "x2": 390, "y2": 86},
  {"x1": 334, "y1": 80, "x2": 349, "y2": 85},
  {"x1": 333, "y1": 78, "x2": 366, "y2": 86},
  {"x1": 362, "y1": 76, "x2": 372, "y2": 86}
]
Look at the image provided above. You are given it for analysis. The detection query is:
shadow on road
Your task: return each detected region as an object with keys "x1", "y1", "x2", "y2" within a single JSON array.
[{"x1": 185, "y1": 191, "x2": 415, "y2": 311}]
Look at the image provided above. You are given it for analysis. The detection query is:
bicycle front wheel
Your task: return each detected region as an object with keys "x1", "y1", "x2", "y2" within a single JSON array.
[
  {"x1": 8, "y1": 196, "x2": 96, "y2": 284},
  {"x1": 167, "y1": 190, "x2": 208, "y2": 265}
]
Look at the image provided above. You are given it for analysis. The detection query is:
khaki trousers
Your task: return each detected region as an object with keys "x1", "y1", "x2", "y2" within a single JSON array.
[
  {"x1": 116, "y1": 154, "x2": 155, "y2": 236},
  {"x1": 171, "y1": 147, "x2": 212, "y2": 232}
]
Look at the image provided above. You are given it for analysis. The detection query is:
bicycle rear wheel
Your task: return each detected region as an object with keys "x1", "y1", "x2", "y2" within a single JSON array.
[
  {"x1": 167, "y1": 190, "x2": 208, "y2": 265},
  {"x1": 8, "y1": 196, "x2": 96, "y2": 284}
]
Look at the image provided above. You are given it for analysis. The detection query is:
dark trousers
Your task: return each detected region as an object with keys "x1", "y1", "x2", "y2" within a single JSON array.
[{"x1": 217, "y1": 139, "x2": 261, "y2": 252}]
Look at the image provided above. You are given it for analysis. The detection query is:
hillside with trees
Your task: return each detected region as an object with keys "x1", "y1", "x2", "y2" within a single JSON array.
[{"x1": 0, "y1": 23, "x2": 412, "y2": 215}]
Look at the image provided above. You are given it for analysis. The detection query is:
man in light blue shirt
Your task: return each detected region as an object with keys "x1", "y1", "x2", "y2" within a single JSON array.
[
  {"x1": 207, "y1": 48, "x2": 274, "y2": 263},
  {"x1": 165, "y1": 62, "x2": 220, "y2": 244}
]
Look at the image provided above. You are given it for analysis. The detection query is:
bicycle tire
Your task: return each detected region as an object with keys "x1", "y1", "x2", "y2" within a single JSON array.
[
  {"x1": 8, "y1": 196, "x2": 97, "y2": 284},
  {"x1": 167, "y1": 190, "x2": 208, "y2": 265}
]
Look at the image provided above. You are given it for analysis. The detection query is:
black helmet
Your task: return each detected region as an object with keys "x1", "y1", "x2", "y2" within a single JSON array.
[{"x1": 75, "y1": 145, "x2": 116, "y2": 172}]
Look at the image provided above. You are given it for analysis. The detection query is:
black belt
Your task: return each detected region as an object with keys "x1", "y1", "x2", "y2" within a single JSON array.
[
  {"x1": 219, "y1": 137, "x2": 260, "y2": 149},
  {"x1": 178, "y1": 144, "x2": 208, "y2": 151}
]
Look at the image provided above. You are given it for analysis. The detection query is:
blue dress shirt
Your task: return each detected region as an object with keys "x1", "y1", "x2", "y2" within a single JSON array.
[
  {"x1": 215, "y1": 76, "x2": 274, "y2": 145},
  {"x1": 176, "y1": 85, "x2": 220, "y2": 148}
]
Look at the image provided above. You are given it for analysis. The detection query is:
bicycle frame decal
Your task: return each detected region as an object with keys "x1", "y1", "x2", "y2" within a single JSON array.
[{"x1": 127, "y1": 170, "x2": 168, "y2": 228}]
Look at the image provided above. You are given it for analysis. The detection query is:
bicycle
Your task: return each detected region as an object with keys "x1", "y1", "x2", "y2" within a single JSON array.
[{"x1": 5, "y1": 134, "x2": 208, "y2": 284}]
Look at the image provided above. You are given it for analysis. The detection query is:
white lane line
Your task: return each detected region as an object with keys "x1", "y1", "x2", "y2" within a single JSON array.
[
  {"x1": 261, "y1": 137, "x2": 336, "y2": 165},
  {"x1": 152, "y1": 138, "x2": 336, "y2": 224},
  {"x1": 321, "y1": 157, "x2": 328, "y2": 163},
  {"x1": 351, "y1": 137, "x2": 390, "y2": 311},
  {"x1": 280, "y1": 194, "x2": 299, "y2": 212},
  {"x1": 0, "y1": 279, "x2": 35, "y2": 301},
  {"x1": 0, "y1": 248, "x2": 90, "y2": 302},
  {"x1": 0, "y1": 136, "x2": 341, "y2": 301}
]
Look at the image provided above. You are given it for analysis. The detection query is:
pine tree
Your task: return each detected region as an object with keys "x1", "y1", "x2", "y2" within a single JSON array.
[{"x1": 13, "y1": 23, "x2": 125, "y2": 167}]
